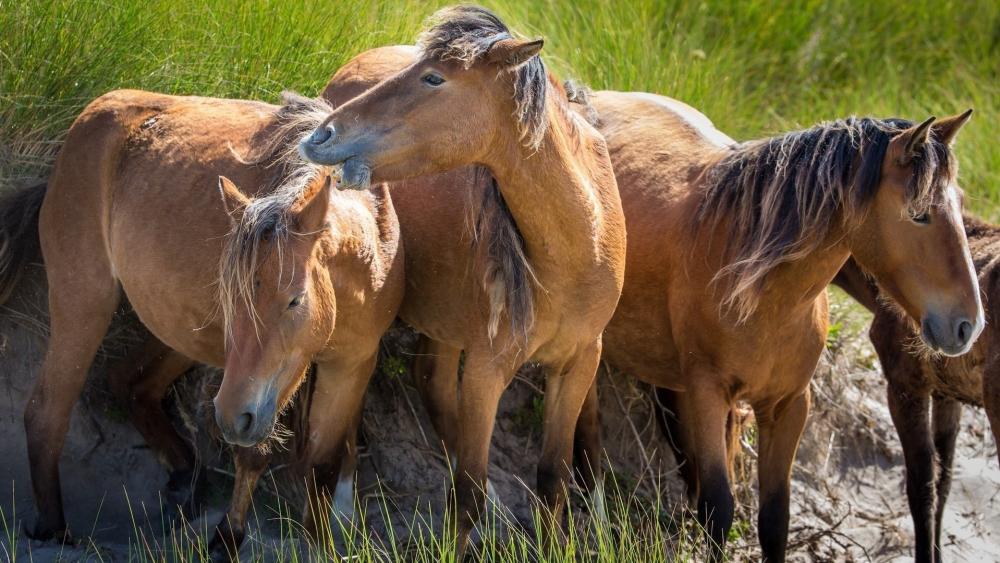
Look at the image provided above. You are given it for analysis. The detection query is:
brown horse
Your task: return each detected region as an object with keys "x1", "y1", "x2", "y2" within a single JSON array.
[
  {"x1": 304, "y1": 6, "x2": 625, "y2": 554},
  {"x1": 587, "y1": 92, "x2": 981, "y2": 561},
  {"x1": 324, "y1": 40, "x2": 982, "y2": 559},
  {"x1": 834, "y1": 220, "x2": 1000, "y2": 563},
  {"x1": 0, "y1": 90, "x2": 403, "y2": 552}
]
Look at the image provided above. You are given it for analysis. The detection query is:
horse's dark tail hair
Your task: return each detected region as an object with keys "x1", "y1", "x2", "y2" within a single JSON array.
[{"x1": 0, "y1": 182, "x2": 47, "y2": 306}]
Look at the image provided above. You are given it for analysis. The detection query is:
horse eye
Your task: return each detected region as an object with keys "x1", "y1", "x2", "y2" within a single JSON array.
[
  {"x1": 288, "y1": 294, "x2": 304, "y2": 309},
  {"x1": 422, "y1": 73, "x2": 445, "y2": 87},
  {"x1": 912, "y1": 212, "x2": 931, "y2": 225}
]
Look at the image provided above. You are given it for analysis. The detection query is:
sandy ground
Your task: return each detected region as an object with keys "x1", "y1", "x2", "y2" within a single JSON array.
[{"x1": 1, "y1": 269, "x2": 999, "y2": 562}]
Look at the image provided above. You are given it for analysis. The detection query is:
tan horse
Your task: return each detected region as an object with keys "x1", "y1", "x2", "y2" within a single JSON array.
[
  {"x1": 588, "y1": 92, "x2": 980, "y2": 562},
  {"x1": 0, "y1": 90, "x2": 403, "y2": 552},
  {"x1": 835, "y1": 221, "x2": 1000, "y2": 563},
  {"x1": 303, "y1": 6, "x2": 625, "y2": 554}
]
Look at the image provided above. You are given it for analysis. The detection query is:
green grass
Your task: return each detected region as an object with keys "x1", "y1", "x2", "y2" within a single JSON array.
[
  {"x1": 0, "y1": 472, "x2": 720, "y2": 562},
  {"x1": 2, "y1": 0, "x2": 999, "y2": 213}
]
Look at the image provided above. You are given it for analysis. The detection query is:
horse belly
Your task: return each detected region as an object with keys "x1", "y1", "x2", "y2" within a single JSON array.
[
  {"x1": 109, "y1": 185, "x2": 228, "y2": 366},
  {"x1": 122, "y1": 280, "x2": 225, "y2": 367},
  {"x1": 602, "y1": 312, "x2": 682, "y2": 388}
]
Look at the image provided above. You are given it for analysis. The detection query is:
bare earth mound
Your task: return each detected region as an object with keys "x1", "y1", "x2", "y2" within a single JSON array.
[{"x1": 2, "y1": 269, "x2": 998, "y2": 561}]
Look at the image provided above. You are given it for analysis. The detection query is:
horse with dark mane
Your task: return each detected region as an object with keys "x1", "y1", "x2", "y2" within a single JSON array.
[
  {"x1": 834, "y1": 217, "x2": 1000, "y2": 563},
  {"x1": 588, "y1": 92, "x2": 980, "y2": 562},
  {"x1": 0, "y1": 90, "x2": 404, "y2": 558},
  {"x1": 306, "y1": 6, "x2": 626, "y2": 555}
]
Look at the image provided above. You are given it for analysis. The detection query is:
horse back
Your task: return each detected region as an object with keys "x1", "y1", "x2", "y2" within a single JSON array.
[{"x1": 321, "y1": 45, "x2": 418, "y2": 108}]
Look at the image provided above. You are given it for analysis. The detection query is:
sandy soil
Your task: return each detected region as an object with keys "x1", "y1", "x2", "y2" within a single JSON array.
[{"x1": 1, "y1": 270, "x2": 999, "y2": 561}]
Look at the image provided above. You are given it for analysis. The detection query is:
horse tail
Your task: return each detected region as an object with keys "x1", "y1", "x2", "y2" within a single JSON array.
[
  {"x1": 724, "y1": 406, "x2": 745, "y2": 483},
  {"x1": 472, "y1": 166, "x2": 536, "y2": 346},
  {"x1": 0, "y1": 182, "x2": 47, "y2": 306}
]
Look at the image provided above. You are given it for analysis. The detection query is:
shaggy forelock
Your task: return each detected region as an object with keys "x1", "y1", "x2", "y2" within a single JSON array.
[
  {"x1": 417, "y1": 5, "x2": 549, "y2": 149},
  {"x1": 219, "y1": 93, "x2": 333, "y2": 341},
  {"x1": 699, "y1": 116, "x2": 957, "y2": 323}
]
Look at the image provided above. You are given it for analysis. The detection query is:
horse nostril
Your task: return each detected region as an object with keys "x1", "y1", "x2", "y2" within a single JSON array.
[
  {"x1": 957, "y1": 320, "x2": 973, "y2": 345},
  {"x1": 309, "y1": 125, "x2": 335, "y2": 145},
  {"x1": 235, "y1": 412, "x2": 254, "y2": 434}
]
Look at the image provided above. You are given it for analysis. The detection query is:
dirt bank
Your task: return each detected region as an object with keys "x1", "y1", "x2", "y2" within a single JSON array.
[{"x1": 1, "y1": 268, "x2": 998, "y2": 561}]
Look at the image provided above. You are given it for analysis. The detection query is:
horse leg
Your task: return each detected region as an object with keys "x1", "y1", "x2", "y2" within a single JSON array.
[
  {"x1": 412, "y1": 335, "x2": 461, "y2": 456},
  {"x1": 931, "y1": 395, "x2": 961, "y2": 562},
  {"x1": 573, "y1": 379, "x2": 606, "y2": 520},
  {"x1": 24, "y1": 267, "x2": 120, "y2": 540},
  {"x1": 452, "y1": 349, "x2": 512, "y2": 559},
  {"x1": 983, "y1": 360, "x2": 1000, "y2": 470},
  {"x1": 300, "y1": 357, "x2": 374, "y2": 546},
  {"x1": 108, "y1": 339, "x2": 201, "y2": 519},
  {"x1": 886, "y1": 379, "x2": 936, "y2": 563},
  {"x1": 654, "y1": 387, "x2": 699, "y2": 503},
  {"x1": 106, "y1": 336, "x2": 173, "y2": 404},
  {"x1": 209, "y1": 446, "x2": 270, "y2": 562},
  {"x1": 537, "y1": 339, "x2": 602, "y2": 540},
  {"x1": 755, "y1": 390, "x2": 810, "y2": 563},
  {"x1": 675, "y1": 376, "x2": 733, "y2": 562}
]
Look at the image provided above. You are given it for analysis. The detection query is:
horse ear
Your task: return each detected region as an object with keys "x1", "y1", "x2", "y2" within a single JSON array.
[
  {"x1": 297, "y1": 175, "x2": 331, "y2": 234},
  {"x1": 487, "y1": 38, "x2": 544, "y2": 68},
  {"x1": 932, "y1": 109, "x2": 973, "y2": 146},
  {"x1": 218, "y1": 176, "x2": 250, "y2": 222},
  {"x1": 895, "y1": 116, "x2": 936, "y2": 166}
]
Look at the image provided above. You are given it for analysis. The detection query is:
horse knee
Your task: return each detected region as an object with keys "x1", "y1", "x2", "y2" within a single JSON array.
[
  {"x1": 983, "y1": 373, "x2": 1000, "y2": 451},
  {"x1": 23, "y1": 389, "x2": 67, "y2": 452}
]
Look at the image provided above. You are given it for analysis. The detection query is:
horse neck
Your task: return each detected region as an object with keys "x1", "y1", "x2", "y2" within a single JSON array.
[
  {"x1": 751, "y1": 214, "x2": 853, "y2": 319},
  {"x1": 694, "y1": 147, "x2": 854, "y2": 319},
  {"x1": 484, "y1": 105, "x2": 617, "y2": 273},
  {"x1": 324, "y1": 187, "x2": 394, "y2": 295}
]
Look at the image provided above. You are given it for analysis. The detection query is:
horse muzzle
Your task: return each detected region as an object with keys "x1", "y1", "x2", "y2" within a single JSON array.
[
  {"x1": 920, "y1": 310, "x2": 983, "y2": 357},
  {"x1": 299, "y1": 124, "x2": 355, "y2": 165},
  {"x1": 213, "y1": 389, "x2": 279, "y2": 448},
  {"x1": 299, "y1": 127, "x2": 373, "y2": 190}
]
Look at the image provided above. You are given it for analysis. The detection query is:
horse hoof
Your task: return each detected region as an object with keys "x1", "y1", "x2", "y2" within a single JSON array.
[
  {"x1": 165, "y1": 468, "x2": 208, "y2": 522},
  {"x1": 208, "y1": 537, "x2": 235, "y2": 563},
  {"x1": 209, "y1": 544, "x2": 235, "y2": 563},
  {"x1": 25, "y1": 520, "x2": 72, "y2": 544},
  {"x1": 209, "y1": 523, "x2": 245, "y2": 563}
]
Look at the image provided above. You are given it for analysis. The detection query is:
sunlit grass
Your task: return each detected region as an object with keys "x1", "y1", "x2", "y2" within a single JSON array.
[
  {"x1": 0, "y1": 470, "x2": 730, "y2": 562},
  {"x1": 2, "y1": 0, "x2": 998, "y2": 213}
]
